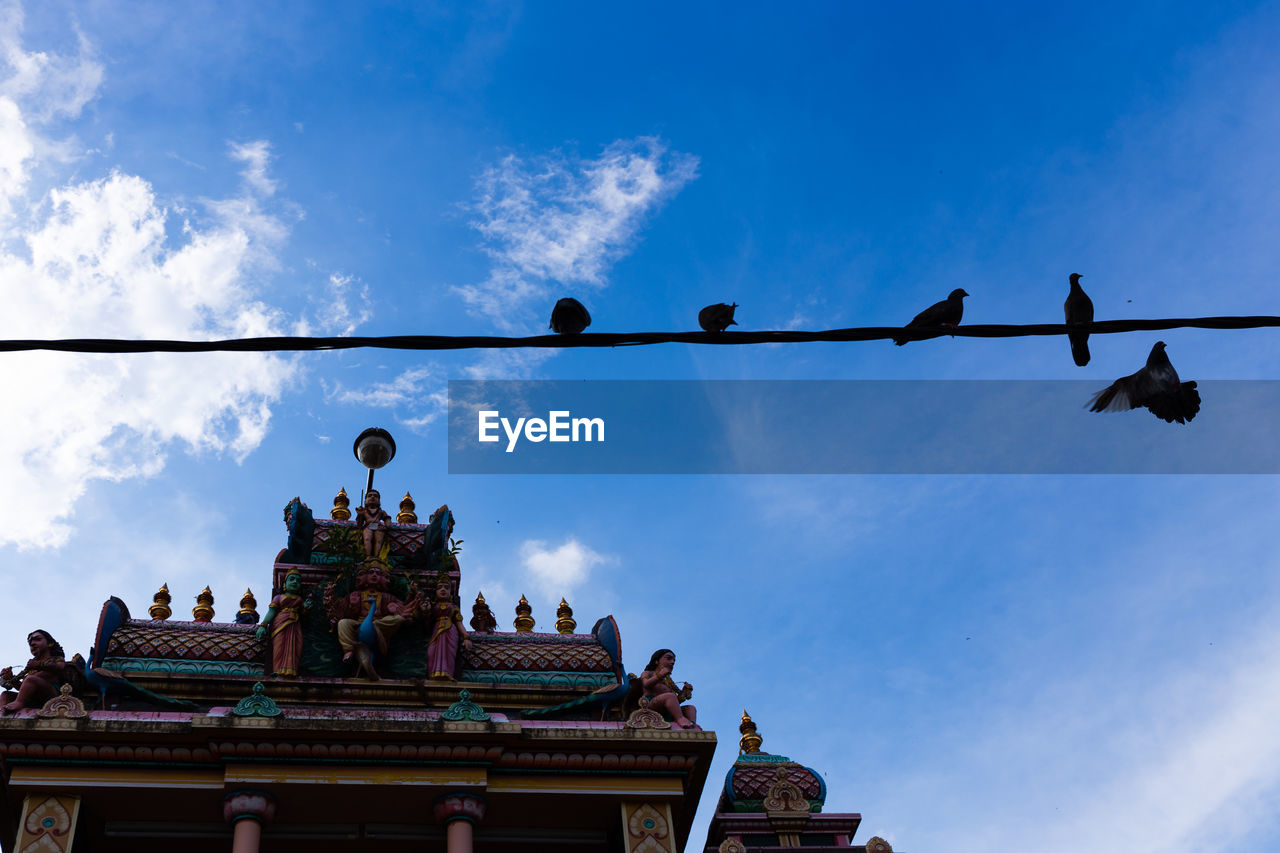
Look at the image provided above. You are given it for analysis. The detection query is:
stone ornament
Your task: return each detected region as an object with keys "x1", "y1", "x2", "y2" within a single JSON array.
[
  {"x1": 223, "y1": 790, "x2": 277, "y2": 825},
  {"x1": 232, "y1": 682, "x2": 282, "y2": 718},
  {"x1": 623, "y1": 802, "x2": 675, "y2": 853},
  {"x1": 37, "y1": 684, "x2": 86, "y2": 719},
  {"x1": 763, "y1": 765, "x2": 810, "y2": 814},
  {"x1": 865, "y1": 836, "x2": 893, "y2": 852},
  {"x1": 441, "y1": 688, "x2": 490, "y2": 722},
  {"x1": 17, "y1": 795, "x2": 81, "y2": 853},
  {"x1": 625, "y1": 696, "x2": 671, "y2": 730},
  {"x1": 718, "y1": 839, "x2": 748, "y2": 853}
]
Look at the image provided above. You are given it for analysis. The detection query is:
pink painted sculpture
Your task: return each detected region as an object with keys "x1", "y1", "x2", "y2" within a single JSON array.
[
  {"x1": 1, "y1": 630, "x2": 70, "y2": 714},
  {"x1": 256, "y1": 570, "x2": 310, "y2": 677},
  {"x1": 426, "y1": 576, "x2": 472, "y2": 680},
  {"x1": 332, "y1": 560, "x2": 421, "y2": 680},
  {"x1": 355, "y1": 489, "x2": 393, "y2": 558},
  {"x1": 640, "y1": 648, "x2": 700, "y2": 730}
]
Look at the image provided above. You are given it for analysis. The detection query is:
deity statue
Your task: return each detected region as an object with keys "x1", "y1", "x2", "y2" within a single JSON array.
[
  {"x1": 331, "y1": 560, "x2": 421, "y2": 680},
  {"x1": 256, "y1": 570, "x2": 311, "y2": 677},
  {"x1": 640, "y1": 648, "x2": 700, "y2": 730},
  {"x1": 1, "y1": 630, "x2": 71, "y2": 714},
  {"x1": 425, "y1": 574, "x2": 472, "y2": 680},
  {"x1": 355, "y1": 489, "x2": 393, "y2": 558}
]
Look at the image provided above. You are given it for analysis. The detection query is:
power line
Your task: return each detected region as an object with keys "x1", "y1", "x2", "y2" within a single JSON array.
[{"x1": 2, "y1": 316, "x2": 1279, "y2": 354}]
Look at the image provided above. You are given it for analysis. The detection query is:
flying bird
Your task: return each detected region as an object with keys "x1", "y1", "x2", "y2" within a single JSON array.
[
  {"x1": 1064, "y1": 273, "x2": 1094, "y2": 366},
  {"x1": 698, "y1": 302, "x2": 738, "y2": 333},
  {"x1": 893, "y1": 288, "x2": 968, "y2": 345},
  {"x1": 1087, "y1": 341, "x2": 1200, "y2": 424},
  {"x1": 549, "y1": 297, "x2": 591, "y2": 335}
]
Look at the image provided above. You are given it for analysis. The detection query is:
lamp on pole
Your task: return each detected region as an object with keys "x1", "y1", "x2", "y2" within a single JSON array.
[{"x1": 353, "y1": 427, "x2": 396, "y2": 496}]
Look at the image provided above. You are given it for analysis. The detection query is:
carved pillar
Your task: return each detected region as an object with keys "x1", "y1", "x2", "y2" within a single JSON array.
[
  {"x1": 222, "y1": 790, "x2": 276, "y2": 853},
  {"x1": 434, "y1": 793, "x2": 486, "y2": 853},
  {"x1": 14, "y1": 794, "x2": 81, "y2": 853},
  {"x1": 621, "y1": 801, "x2": 678, "y2": 853}
]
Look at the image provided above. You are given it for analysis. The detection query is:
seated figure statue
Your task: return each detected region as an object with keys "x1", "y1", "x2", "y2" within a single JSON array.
[
  {"x1": 640, "y1": 648, "x2": 700, "y2": 730},
  {"x1": 330, "y1": 560, "x2": 421, "y2": 680},
  {"x1": 1, "y1": 630, "x2": 71, "y2": 714}
]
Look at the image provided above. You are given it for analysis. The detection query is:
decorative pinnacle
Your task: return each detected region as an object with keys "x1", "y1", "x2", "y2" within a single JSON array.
[
  {"x1": 739, "y1": 709, "x2": 763, "y2": 754},
  {"x1": 513, "y1": 594, "x2": 535, "y2": 633},
  {"x1": 193, "y1": 586, "x2": 215, "y2": 622},
  {"x1": 397, "y1": 492, "x2": 418, "y2": 524},
  {"x1": 331, "y1": 486, "x2": 351, "y2": 521},
  {"x1": 470, "y1": 591, "x2": 497, "y2": 633},
  {"x1": 149, "y1": 583, "x2": 172, "y2": 620},
  {"x1": 238, "y1": 588, "x2": 259, "y2": 622},
  {"x1": 555, "y1": 598, "x2": 576, "y2": 634}
]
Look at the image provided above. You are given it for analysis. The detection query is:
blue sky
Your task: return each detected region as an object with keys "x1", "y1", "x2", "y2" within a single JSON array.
[{"x1": 3, "y1": 2, "x2": 1280, "y2": 850}]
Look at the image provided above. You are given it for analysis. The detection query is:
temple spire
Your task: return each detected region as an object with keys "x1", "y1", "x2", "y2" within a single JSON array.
[{"x1": 739, "y1": 709, "x2": 763, "y2": 754}]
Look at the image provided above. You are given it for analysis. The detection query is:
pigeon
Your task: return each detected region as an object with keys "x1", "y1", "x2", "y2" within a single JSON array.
[
  {"x1": 698, "y1": 302, "x2": 738, "y2": 333},
  {"x1": 1064, "y1": 273, "x2": 1094, "y2": 367},
  {"x1": 893, "y1": 288, "x2": 968, "y2": 345},
  {"x1": 1087, "y1": 341, "x2": 1200, "y2": 424},
  {"x1": 549, "y1": 297, "x2": 591, "y2": 335}
]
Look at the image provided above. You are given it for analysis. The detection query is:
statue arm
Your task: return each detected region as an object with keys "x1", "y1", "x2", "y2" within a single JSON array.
[{"x1": 256, "y1": 602, "x2": 280, "y2": 639}]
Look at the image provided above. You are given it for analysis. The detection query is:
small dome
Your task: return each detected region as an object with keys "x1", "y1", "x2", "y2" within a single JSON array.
[{"x1": 723, "y1": 753, "x2": 826, "y2": 813}]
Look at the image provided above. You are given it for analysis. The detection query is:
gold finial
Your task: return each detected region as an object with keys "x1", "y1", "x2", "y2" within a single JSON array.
[
  {"x1": 331, "y1": 486, "x2": 351, "y2": 520},
  {"x1": 513, "y1": 594, "x2": 535, "y2": 633},
  {"x1": 739, "y1": 709, "x2": 763, "y2": 754},
  {"x1": 397, "y1": 492, "x2": 418, "y2": 524},
  {"x1": 149, "y1": 582, "x2": 172, "y2": 620},
  {"x1": 238, "y1": 588, "x2": 259, "y2": 623},
  {"x1": 555, "y1": 598, "x2": 576, "y2": 634},
  {"x1": 192, "y1": 586, "x2": 215, "y2": 622}
]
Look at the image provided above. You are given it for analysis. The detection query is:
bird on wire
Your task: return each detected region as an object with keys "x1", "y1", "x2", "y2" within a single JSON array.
[
  {"x1": 1087, "y1": 340, "x2": 1200, "y2": 424},
  {"x1": 549, "y1": 297, "x2": 591, "y2": 335},
  {"x1": 1065, "y1": 273, "x2": 1094, "y2": 366},
  {"x1": 698, "y1": 302, "x2": 739, "y2": 333},
  {"x1": 893, "y1": 288, "x2": 969, "y2": 345}
]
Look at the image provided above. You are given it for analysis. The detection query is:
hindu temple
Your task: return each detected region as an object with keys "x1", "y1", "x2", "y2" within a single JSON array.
[{"x1": 0, "y1": 430, "x2": 897, "y2": 852}]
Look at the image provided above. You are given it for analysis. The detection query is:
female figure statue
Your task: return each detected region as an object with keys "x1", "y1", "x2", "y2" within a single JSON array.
[
  {"x1": 426, "y1": 576, "x2": 472, "y2": 680},
  {"x1": 640, "y1": 648, "x2": 700, "y2": 730},
  {"x1": 256, "y1": 570, "x2": 310, "y2": 677},
  {"x1": 1, "y1": 630, "x2": 70, "y2": 714}
]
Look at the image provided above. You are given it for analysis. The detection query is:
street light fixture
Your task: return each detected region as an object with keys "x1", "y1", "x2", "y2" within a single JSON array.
[{"x1": 353, "y1": 427, "x2": 396, "y2": 495}]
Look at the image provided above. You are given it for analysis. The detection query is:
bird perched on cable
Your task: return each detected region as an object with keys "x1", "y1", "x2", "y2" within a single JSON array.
[
  {"x1": 549, "y1": 297, "x2": 591, "y2": 335},
  {"x1": 1087, "y1": 341, "x2": 1200, "y2": 424},
  {"x1": 698, "y1": 302, "x2": 738, "y2": 333},
  {"x1": 893, "y1": 288, "x2": 968, "y2": 345},
  {"x1": 1065, "y1": 273, "x2": 1094, "y2": 366}
]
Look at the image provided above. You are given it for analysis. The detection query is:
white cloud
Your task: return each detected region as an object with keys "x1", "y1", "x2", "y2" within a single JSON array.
[
  {"x1": 457, "y1": 136, "x2": 698, "y2": 329},
  {"x1": 327, "y1": 365, "x2": 447, "y2": 434},
  {"x1": 0, "y1": 21, "x2": 297, "y2": 550},
  {"x1": 520, "y1": 537, "x2": 614, "y2": 598},
  {"x1": 228, "y1": 139, "x2": 277, "y2": 197}
]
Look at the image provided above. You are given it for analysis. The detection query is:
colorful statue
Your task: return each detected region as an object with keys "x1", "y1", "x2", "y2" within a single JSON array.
[
  {"x1": 256, "y1": 570, "x2": 311, "y2": 677},
  {"x1": 332, "y1": 560, "x2": 421, "y2": 680},
  {"x1": 640, "y1": 648, "x2": 700, "y2": 730},
  {"x1": 355, "y1": 489, "x2": 393, "y2": 558},
  {"x1": 425, "y1": 574, "x2": 472, "y2": 680},
  {"x1": 1, "y1": 630, "x2": 71, "y2": 714}
]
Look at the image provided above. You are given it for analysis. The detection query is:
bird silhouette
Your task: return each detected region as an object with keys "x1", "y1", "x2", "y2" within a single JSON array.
[
  {"x1": 894, "y1": 288, "x2": 968, "y2": 345},
  {"x1": 1065, "y1": 273, "x2": 1094, "y2": 366},
  {"x1": 698, "y1": 302, "x2": 738, "y2": 333},
  {"x1": 522, "y1": 675, "x2": 638, "y2": 722},
  {"x1": 549, "y1": 297, "x2": 591, "y2": 334},
  {"x1": 1088, "y1": 341, "x2": 1200, "y2": 424},
  {"x1": 76, "y1": 652, "x2": 194, "y2": 710}
]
